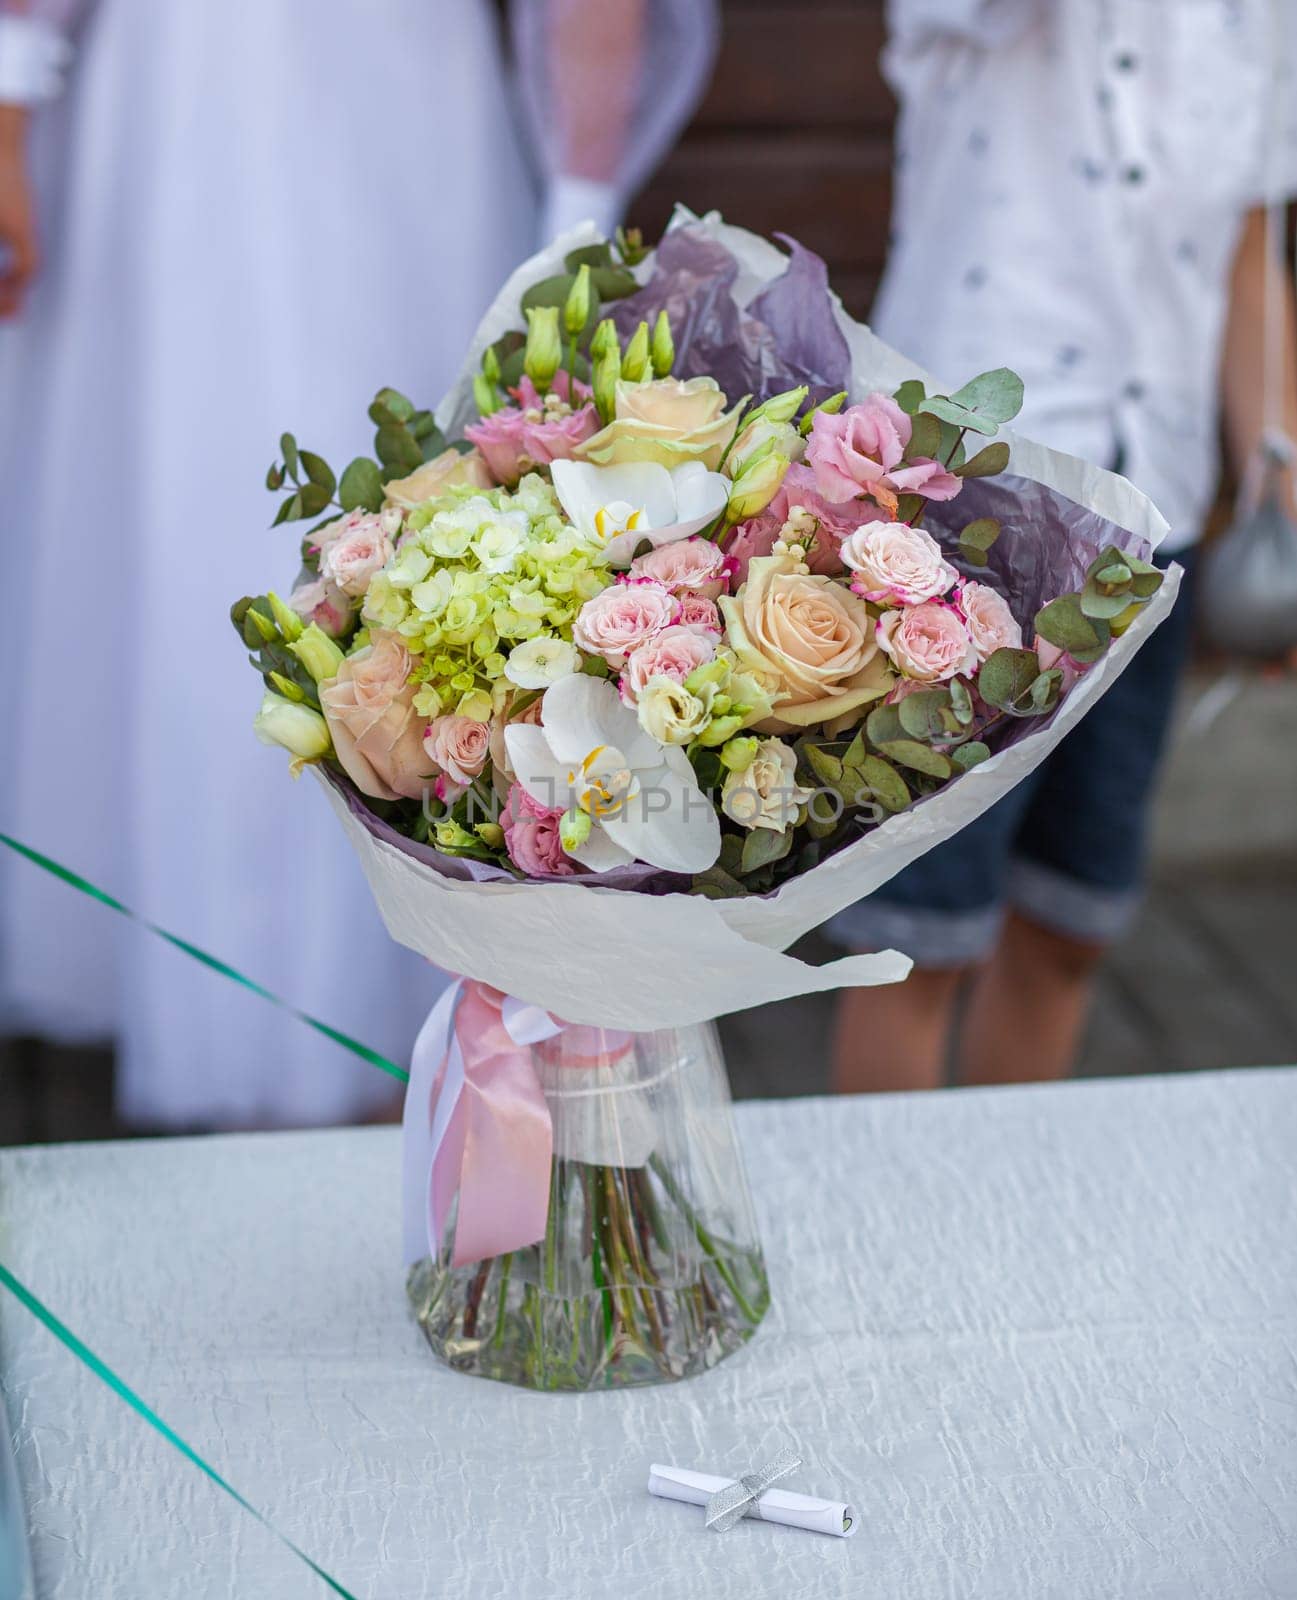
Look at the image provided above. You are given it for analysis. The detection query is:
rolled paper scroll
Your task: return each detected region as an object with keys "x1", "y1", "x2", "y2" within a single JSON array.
[{"x1": 647, "y1": 1463, "x2": 858, "y2": 1538}]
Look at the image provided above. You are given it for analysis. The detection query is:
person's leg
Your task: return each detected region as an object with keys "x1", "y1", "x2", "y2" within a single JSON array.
[
  {"x1": 957, "y1": 548, "x2": 1198, "y2": 1086},
  {"x1": 827, "y1": 776, "x2": 1039, "y2": 1094}
]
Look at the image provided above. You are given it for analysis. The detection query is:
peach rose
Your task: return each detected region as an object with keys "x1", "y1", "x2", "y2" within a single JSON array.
[
  {"x1": 877, "y1": 603, "x2": 978, "y2": 683},
  {"x1": 620, "y1": 625, "x2": 718, "y2": 704},
  {"x1": 841, "y1": 521, "x2": 958, "y2": 606},
  {"x1": 383, "y1": 446, "x2": 493, "y2": 511},
  {"x1": 319, "y1": 631, "x2": 431, "y2": 801},
  {"x1": 424, "y1": 713, "x2": 491, "y2": 791},
  {"x1": 578, "y1": 377, "x2": 741, "y2": 470},
  {"x1": 958, "y1": 581, "x2": 1023, "y2": 660},
  {"x1": 719, "y1": 551, "x2": 894, "y2": 732},
  {"x1": 572, "y1": 579, "x2": 679, "y2": 667}
]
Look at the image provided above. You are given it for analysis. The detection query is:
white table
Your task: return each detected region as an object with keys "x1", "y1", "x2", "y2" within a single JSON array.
[{"x1": 3, "y1": 1070, "x2": 1295, "y2": 1599}]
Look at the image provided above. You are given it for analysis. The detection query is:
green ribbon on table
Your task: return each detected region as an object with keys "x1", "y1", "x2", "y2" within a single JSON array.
[
  {"x1": 0, "y1": 1261, "x2": 361, "y2": 1598},
  {"x1": 0, "y1": 829, "x2": 427, "y2": 1594},
  {"x1": 0, "y1": 831, "x2": 408, "y2": 1085}
]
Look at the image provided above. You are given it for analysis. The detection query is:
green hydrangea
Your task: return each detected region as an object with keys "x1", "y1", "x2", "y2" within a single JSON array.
[{"x1": 360, "y1": 474, "x2": 613, "y2": 721}]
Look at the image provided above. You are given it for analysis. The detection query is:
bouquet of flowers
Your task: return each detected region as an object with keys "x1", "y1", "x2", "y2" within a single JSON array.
[{"x1": 233, "y1": 212, "x2": 1178, "y2": 1390}]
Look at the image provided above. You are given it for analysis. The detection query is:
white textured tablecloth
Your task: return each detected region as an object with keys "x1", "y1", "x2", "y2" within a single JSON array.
[{"x1": 3, "y1": 1070, "x2": 1296, "y2": 1599}]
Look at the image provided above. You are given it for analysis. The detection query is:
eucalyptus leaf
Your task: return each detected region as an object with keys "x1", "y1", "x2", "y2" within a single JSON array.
[
  {"x1": 1033, "y1": 593, "x2": 1102, "y2": 654},
  {"x1": 1080, "y1": 582, "x2": 1136, "y2": 620},
  {"x1": 279, "y1": 433, "x2": 299, "y2": 479},
  {"x1": 866, "y1": 702, "x2": 904, "y2": 749},
  {"x1": 949, "y1": 677, "x2": 974, "y2": 725},
  {"x1": 948, "y1": 367, "x2": 1024, "y2": 425},
  {"x1": 272, "y1": 492, "x2": 303, "y2": 526},
  {"x1": 689, "y1": 865, "x2": 748, "y2": 900},
  {"x1": 806, "y1": 791, "x2": 842, "y2": 838},
  {"x1": 1029, "y1": 668, "x2": 1063, "y2": 711},
  {"x1": 919, "y1": 394, "x2": 999, "y2": 437},
  {"x1": 897, "y1": 688, "x2": 951, "y2": 739},
  {"x1": 590, "y1": 266, "x2": 638, "y2": 300},
  {"x1": 878, "y1": 738, "x2": 953, "y2": 780},
  {"x1": 375, "y1": 424, "x2": 423, "y2": 472},
  {"x1": 564, "y1": 242, "x2": 614, "y2": 273},
  {"x1": 841, "y1": 729, "x2": 869, "y2": 771},
  {"x1": 740, "y1": 825, "x2": 794, "y2": 875},
  {"x1": 419, "y1": 426, "x2": 450, "y2": 463},
  {"x1": 299, "y1": 451, "x2": 336, "y2": 497},
  {"x1": 409, "y1": 408, "x2": 440, "y2": 441},
  {"x1": 804, "y1": 745, "x2": 844, "y2": 786},
  {"x1": 894, "y1": 379, "x2": 926, "y2": 415},
  {"x1": 977, "y1": 647, "x2": 1041, "y2": 709},
  {"x1": 896, "y1": 494, "x2": 926, "y2": 523},
  {"x1": 298, "y1": 482, "x2": 333, "y2": 518},
  {"x1": 265, "y1": 463, "x2": 284, "y2": 491},
  {"x1": 855, "y1": 755, "x2": 911, "y2": 813},
  {"x1": 906, "y1": 411, "x2": 943, "y2": 462},
  {"x1": 956, "y1": 440, "x2": 1011, "y2": 479},
  {"x1": 339, "y1": 457, "x2": 384, "y2": 513},
  {"x1": 1094, "y1": 561, "x2": 1132, "y2": 586},
  {"x1": 959, "y1": 517, "x2": 1001, "y2": 567},
  {"x1": 372, "y1": 387, "x2": 414, "y2": 423},
  {"x1": 951, "y1": 740, "x2": 991, "y2": 770}
]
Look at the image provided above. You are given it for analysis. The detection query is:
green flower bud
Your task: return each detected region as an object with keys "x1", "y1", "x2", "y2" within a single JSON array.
[
  {"x1": 684, "y1": 657, "x2": 732, "y2": 696},
  {"x1": 590, "y1": 316, "x2": 620, "y2": 361},
  {"x1": 434, "y1": 819, "x2": 479, "y2": 852},
  {"x1": 746, "y1": 385, "x2": 808, "y2": 429},
  {"x1": 481, "y1": 344, "x2": 501, "y2": 384},
  {"x1": 288, "y1": 622, "x2": 345, "y2": 683},
  {"x1": 266, "y1": 590, "x2": 304, "y2": 642},
  {"x1": 621, "y1": 320, "x2": 650, "y2": 383},
  {"x1": 593, "y1": 343, "x2": 621, "y2": 425},
  {"x1": 650, "y1": 310, "x2": 675, "y2": 378},
  {"x1": 563, "y1": 264, "x2": 592, "y2": 339},
  {"x1": 559, "y1": 807, "x2": 592, "y2": 853},
  {"x1": 474, "y1": 822, "x2": 505, "y2": 849},
  {"x1": 267, "y1": 671, "x2": 306, "y2": 703},
  {"x1": 523, "y1": 305, "x2": 562, "y2": 393},
  {"x1": 615, "y1": 225, "x2": 647, "y2": 266},
  {"x1": 695, "y1": 713, "x2": 745, "y2": 748},
  {"x1": 253, "y1": 691, "x2": 331, "y2": 760},
  {"x1": 473, "y1": 373, "x2": 503, "y2": 417},
  {"x1": 799, "y1": 390, "x2": 848, "y2": 437},
  {"x1": 726, "y1": 452, "x2": 792, "y2": 524},
  {"x1": 720, "y1": 735, "x2": 760, "y2": 772},
  {"x1": 247, "y1": 606, "x2": 279, "y2": 645}
]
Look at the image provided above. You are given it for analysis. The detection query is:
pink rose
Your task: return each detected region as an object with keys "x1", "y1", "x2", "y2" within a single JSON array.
[
  {"x1": 572, "y1": 579, "x2": 679, "y2": 667},
  {"x1": 424, "y1": 714, "x2": 491, "y2": 790},
  {"x1": 1033, "y1": 636, "x2": 1084, "y2": 695},
  {"x1": 619, "y1": 625, "x2": 719, "y2": 704},
  {"x1": 877, "y1": 602, "x2": 978, "y2": 683},
  {"x1": 628, "y1": 537, "x2": 730, "y2": 599},
  {"x1": 806, "y1": 395, "x2": 963, "y2": 509},
  {"x1": 321, "y1": 512, "x2": 395, "y2": 597},
  {"x1": 464, "y1": 372, "x2": 598, "y2": 487},
  {"x1": 319, "y1": 631, "x2": 431, "y2": 800},
  {"x1": 676, "y1": 594, "x2": 722, "y2": 634},
  {"x1": 958, "y1": 581, "x2": 1023, "y2": 661},
  {"x1": 724, "y1": 463, "x2": 874, "y2": 580},
  {"x1": 502, "y1": 783, "x2": 577, "y2": 878},
  {"x1": 289, "y1": 576, "x2": 353, "y2": 638},
  {"x1": 841, "y1": 521, "x2": 958, "y2": 606}
]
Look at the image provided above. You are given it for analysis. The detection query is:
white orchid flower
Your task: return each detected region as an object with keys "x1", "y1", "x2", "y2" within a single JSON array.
[
  {"x1": 504, "y1": 674, "x2": 720, "y2": 873},
  {"x1": 550, "y1": 458, "x2": 729, "y2": 568}
]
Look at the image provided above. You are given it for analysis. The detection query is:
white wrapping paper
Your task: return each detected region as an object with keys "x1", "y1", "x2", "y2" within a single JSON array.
[
  {"x1": 647, "y1": 1464, "x2": 857, "y2": 1538},
  {"x1": 318, "y1": 212, "x2": 1180, "y2": 1031}
]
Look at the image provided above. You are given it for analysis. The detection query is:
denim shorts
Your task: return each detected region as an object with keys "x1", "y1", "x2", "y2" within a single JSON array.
[{"x1": 826, "y1": 549, "x2": 1196, "y2": 966}]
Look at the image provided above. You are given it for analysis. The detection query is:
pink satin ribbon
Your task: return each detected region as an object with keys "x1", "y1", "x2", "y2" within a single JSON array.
[{"x1": 402, "y1": 979, "x2": 632, "y2": 1270}]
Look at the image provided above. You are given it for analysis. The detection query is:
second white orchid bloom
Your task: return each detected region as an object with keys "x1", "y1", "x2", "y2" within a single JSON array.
[
  {"x1": 550, "y1": 458, "x2": 729, "y2": 568},
  {"x1": 504, "y1": 674, "x2": 720, "y2": 873}
]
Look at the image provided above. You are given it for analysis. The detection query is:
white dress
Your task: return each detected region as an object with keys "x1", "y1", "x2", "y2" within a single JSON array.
[{"x1": 0, "y1": 0, "x2": 715, "y2": 1128}]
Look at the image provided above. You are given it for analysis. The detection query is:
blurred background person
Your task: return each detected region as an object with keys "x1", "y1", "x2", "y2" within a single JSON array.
[
  {"x1": 0, "y1": 0, "x2": 715, "y2": 1130},
  {"x1": 828, "y1": 0, "x2": 1297, "y2": 1094}
]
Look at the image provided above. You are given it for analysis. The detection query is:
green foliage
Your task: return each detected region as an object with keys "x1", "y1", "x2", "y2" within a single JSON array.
[
  {"x1": 854, "y1": 754, "x2": 911, "y2": 813},
  {"x1": 740, "y1": 825, "x2": 794, "y2": 876},
  {"x1": 893, "y1": 379, "x2": 926, "y2": 415},
  {"x1": 959, "y1": 517, "x2": 1001, "y2": 567},
  {"x1": 957, "y1": 441, "x2": 1011, "y2": 479},
  {"x1": 875, "y1": 738, "x2": 953, "y2": 780},
  {"x1": 1033, "y1": 593, "x2": 1110, "y2": 661},
  {"x1": 339, "y1": 458, "x2": 384, "y2": 514},
  {"x1": 977, "y1": 647, "x2": 1043, "y2": 709},
  {"x1": 951, "y1": 740, "x2": 991, "y2": 770}
]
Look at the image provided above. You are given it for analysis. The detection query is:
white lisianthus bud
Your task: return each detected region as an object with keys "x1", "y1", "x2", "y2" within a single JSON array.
[
  {"x1": 650, "y1": 310, "x2": 675, "y2": 378},
  {"x1": 563, "y1": 264, "x2": 592, "y2": 339},
  {"x1": 267, "y1": 590, "x2": 304, "y2": 642},
  {"x1": 725, "y1": 451, "x2": 792, "y2": 524},
  {"x1": 621, "y1": 321, "x2": 650, "y2": 383},
  {"x1": 636, "y1": 675, "x2": 714, "y2": 745},
  {"x1": 523, "y1": 305, "x2": 562, "y2": 393},
  {"x1": 289, "y1": 622, "x2": 346, "y2": 684},
  {"x1": 559, "y1": 807, "x2": 592, "y2": 853},
  {"x1": 253, "y1": 691, "x2": 332, "y2": 760}
]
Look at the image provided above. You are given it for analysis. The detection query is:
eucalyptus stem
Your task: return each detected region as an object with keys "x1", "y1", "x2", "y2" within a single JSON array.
[{"x1": 648, "y1": 1154, "x2": 763, "y2": 1325}]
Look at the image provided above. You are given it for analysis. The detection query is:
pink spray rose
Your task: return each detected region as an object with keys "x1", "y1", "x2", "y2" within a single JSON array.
[
  {"x1": 1033, "y1": 637, "x2": 1084, "y2": 694},
  {"x1": 318, "y1": 631, "x2": 431, "y2": 800},
  {"x1": 806, "y1": 395, "x2": 963, "y2": 509},
  {"x1": 724, "y1": 463, "x2": 874, "y2": 580},
  {"x1": 958, "y1": 581, "x2": 1023, "y2": 660},
  {"x1": 572, "y1": 579, "x2": 680, "y2": 668},
  {"x1": 424, "y1": 713, "x2": 491, "y2": 792},
  {"x1": 675, "y1": 594, "x2": 723, "y2": 634},
  {"x1": 620, "y1": 625, "x2": 719, "y2": 704},
  {"x1": 502, "y1": 783, "x2": 577, "y2": 878},
  {"x1": 841, "y1": 521, "x2": 958, "y2": 606},
  {"x1": 877, "y1": 602, "x2": 978, "y2": 683},
  {"x1": 321, "y1": 511, "x2": 396, "y2": 597},
  {"x1": 289, "y1": 576, "x2": 353, "y2": 638},
  {"x1": 628, "y1": 537, "x2": 731, "y2": 598},
  {"x1": 464, "y1": 372, "x2": 598, "y2": 486}
]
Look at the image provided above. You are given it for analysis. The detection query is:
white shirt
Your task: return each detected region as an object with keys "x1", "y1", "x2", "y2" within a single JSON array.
[{"x1": 876, "y1": 0, "x2": 1297, "y2": 550}]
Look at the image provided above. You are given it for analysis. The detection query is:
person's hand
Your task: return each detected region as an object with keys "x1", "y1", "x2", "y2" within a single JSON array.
[{"x1": 0, "y1": 105, "x2": 38, "y2": 319}]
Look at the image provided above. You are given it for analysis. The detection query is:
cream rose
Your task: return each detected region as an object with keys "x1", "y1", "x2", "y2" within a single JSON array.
[
  {"x1": 839, "y1": 521, "x2": 958, "y2": 605},
  {"x1": 958, "y1": 581, "x2": 1023, "y2": 660},
  {"x1": 577, "y1": 377, "x2": 742, "y2": 471},
  {"x1": 318, "y1": 631, "x2": 431, "y2": 801},
  {"x1": 383, "y1": 446, "x2": 493, "y2": 511},
  {"x1": 719, "y1": 551, "x2": 894, "y2": 732},
  {"x1": 720, "y1": 737, "x2": 811, "y2": 832}
]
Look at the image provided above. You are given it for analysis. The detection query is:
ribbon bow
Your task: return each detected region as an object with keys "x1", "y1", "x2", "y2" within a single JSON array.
[
  {"x1": 402, "y1": 979, "x2": 567, "y2": 1269},
  {"x1": 704, "y1": 1449, "x2": 803, "y2": 1532}
]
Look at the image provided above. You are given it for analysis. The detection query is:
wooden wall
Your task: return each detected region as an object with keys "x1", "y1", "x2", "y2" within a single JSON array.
[{"x1": 631, "y1": 1, "x2": 895, "y2": 319}]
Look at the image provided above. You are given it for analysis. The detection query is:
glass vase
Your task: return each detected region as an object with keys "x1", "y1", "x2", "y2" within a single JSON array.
[{"x1": 406, "y1": 1020, "x2": 769, "y2": 1391}]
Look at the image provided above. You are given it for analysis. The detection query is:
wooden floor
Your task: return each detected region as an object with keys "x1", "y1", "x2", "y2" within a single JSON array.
[{"x1": 2, "y1": 671, "x2": 1294, "y2": 1144}]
